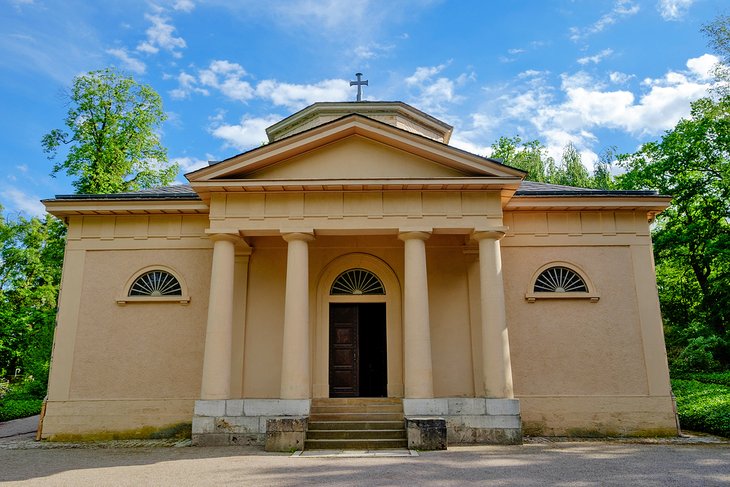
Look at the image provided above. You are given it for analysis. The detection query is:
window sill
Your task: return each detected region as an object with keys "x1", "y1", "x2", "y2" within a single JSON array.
[
  {"x1": 525, "y1": 292, "x2": 599, "y2": 303},
  {"x1": 116, "y1": 295, "x2": 190, "y2": 305}
]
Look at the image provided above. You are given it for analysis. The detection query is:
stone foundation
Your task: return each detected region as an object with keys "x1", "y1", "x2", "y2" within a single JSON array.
[
  {"x1": 406, "y1": 418, "x2": 447, "y2": 450},
  {"x1": 192, "y1": 399, "x2": 310, "y2": 449},
  {"x1": 403, "y1": 398, "x2": 522, "y2": 445}
]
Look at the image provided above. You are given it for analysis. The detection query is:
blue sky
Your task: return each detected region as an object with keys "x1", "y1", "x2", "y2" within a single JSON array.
[{"x1": 0, "y1": 0, "x2": 726, "y2": 217}]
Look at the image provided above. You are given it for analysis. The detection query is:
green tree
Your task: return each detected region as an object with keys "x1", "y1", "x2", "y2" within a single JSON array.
[
  {"x1": 0, "y1": 210, "x2": 66, "y2": 392},
  {"x1": 491, "y1": 136, "x2": 553, "y2": 182},
  {"x1": 701, "y1": 14, "x2": 730, "y2": 94},
  {"x1": 553, "y1": 142, "x2": 592, "y2": 188},
  {"x1": 617, "y1": 95, "x2": 730, "y2": 369},
  {"x1": 491, "y1": 136, "x2": 612, "y2": 189},
  {"x1": 592, "y1": 147, "x2": 616, "y2": 190},
  {"x1": 42, "y1": 68, "x2": 178, "y2": 194}
]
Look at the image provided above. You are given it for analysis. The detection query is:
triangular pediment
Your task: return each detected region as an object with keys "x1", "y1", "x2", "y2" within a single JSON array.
[
  {"x1": 245, "y1": 136, "x2": 469, "y2": 180},
  {"x1": 187, "y1": 114, "x2": 524, "y2": 184}
]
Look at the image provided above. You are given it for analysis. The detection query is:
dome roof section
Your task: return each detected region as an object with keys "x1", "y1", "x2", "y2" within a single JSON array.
[{"x1": 265, "y1": 101, "x2": 454, "y2": 144}]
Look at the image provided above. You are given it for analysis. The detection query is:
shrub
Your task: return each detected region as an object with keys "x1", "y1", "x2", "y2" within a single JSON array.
[
  {"x1": 0, "y1": 399, "x2": 42, "y2": 422},
  {"x1": 672, "y1": 379, "x2": 730, "y2": 438}
]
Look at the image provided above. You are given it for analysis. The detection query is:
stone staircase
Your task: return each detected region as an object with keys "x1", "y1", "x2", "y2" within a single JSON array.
[{"x1": 305, "y1": 398, "x2": 407, "y2": 450}]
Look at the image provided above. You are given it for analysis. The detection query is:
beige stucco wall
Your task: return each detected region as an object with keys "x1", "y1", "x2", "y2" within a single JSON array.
[
  {"x1": 42, "y1": 215, "x2": 213, "y2": 439},
  {"x1": 240, "y1": 234, "x2": 475, "y2": 399},
  {"x1": 42, "y1": 203, "x2": 675, "y2": 438},
  {"x1": 247, "y1": 136, "x2": 468, "y2": 179},
  {"x1": 500, "y1": 209, "x2": 675, "y2": 435}
]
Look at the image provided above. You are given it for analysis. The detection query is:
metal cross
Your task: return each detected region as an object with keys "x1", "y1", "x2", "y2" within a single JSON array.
[{"x1": 350, "y1": 72, "x2": 368, "y2": 102}]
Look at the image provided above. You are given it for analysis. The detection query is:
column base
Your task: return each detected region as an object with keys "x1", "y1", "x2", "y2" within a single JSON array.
[
  {"x1": 191, "y1": 399, "x2": 310, "y2": 450},
  {"x1": 403, "y1": 398, "x2": 522, "y2": 445}
]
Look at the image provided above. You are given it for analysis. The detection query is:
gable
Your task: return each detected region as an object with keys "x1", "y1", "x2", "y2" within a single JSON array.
[
  {"x1": 188, "y1": 115, "x2": 525, "y2": 184},
  {"x1": 244, "y1": 135, "x2": 470, "y2": 180}
]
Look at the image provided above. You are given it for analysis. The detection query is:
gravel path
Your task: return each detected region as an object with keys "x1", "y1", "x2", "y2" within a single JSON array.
[{"x1": 1, "y1": 416, "x2": 728, "y2": 486}]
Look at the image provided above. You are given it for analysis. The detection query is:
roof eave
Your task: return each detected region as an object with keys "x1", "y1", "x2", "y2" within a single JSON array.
[
  {"x1": 505, "y1": 194, "x2": 672, "y2": 212},
  {"x1": 42, "y1": 198, "x2": 209, "y2": 217}
]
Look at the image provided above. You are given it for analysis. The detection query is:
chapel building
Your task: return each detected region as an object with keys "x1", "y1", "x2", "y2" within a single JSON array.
[{"x1": 41, "y1": 101, "x2": 678, "y2": 449}]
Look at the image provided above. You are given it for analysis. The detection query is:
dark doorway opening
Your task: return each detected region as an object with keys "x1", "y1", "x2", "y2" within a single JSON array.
[{"x1": 329, "y1": 303, "x2": 387, "y2": 398}]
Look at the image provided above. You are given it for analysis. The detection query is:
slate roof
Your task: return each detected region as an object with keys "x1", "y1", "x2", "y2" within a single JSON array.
[
  {"x1": 514, "y1": 180, "x2": 659, "y2": 197},
  {"x1": 46, "y1": 181, "x2": 661, "y2": 201}
]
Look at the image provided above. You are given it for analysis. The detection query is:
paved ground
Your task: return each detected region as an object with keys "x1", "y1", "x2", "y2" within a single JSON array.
[{"x1": 1, "y1": 416, "x2": 729, "y2": 486}]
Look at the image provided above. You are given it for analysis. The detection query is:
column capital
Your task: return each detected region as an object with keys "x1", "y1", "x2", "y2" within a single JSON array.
[
  {"x1": 281, "y1": 232, "x2": 315, "y2": 243},
  {"x1": 209, "y1": 233, "x2": 241, "y2": 244},
  {"x1": 398, "y1": 231, "x2": 431, "y2": 242},
  {"x1": 471, "y1": 227, "x2": 508, "y2": 242}
]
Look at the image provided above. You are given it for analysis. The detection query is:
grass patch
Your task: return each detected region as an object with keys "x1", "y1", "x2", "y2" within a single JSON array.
[
  {"x1": 671, "y1": 378, "x2": 730, "y2": 438},
  {"x1": 672, "y1": 371, "x2": 730, "y2": 387}
]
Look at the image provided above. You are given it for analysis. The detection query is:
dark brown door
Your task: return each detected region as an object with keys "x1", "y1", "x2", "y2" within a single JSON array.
[
  {"x1": 329, "y1": 303, "x2": 387, "y2": 398},
  {"x1": 329, "y1": 304, "x2": 359, "y2": 397}
]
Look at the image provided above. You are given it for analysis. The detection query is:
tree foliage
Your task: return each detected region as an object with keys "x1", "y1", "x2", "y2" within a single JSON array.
[
  {"x1": 617, "y1": 95, "x2": 730, "y2": 369},
  {"x1": 702, "y1": 14, "x2": 730, "y2": 94},
  {"x1": 490, "y1": 136, "x2": 612, "y2": 189},
  {"x1": 42, "y1": 68, "x2": 178, "y2": 194},
  {"x1": 0, "y1": 210, "x2": 66, "y2": 392}
]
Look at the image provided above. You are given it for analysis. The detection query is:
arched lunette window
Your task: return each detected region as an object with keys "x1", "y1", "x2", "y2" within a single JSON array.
[
  {"x1": 129, "y1": 270, "x2": 182, "y2": 297},
  {"x1": 330, "y1": 268, "x2": 385, "y2": 295},
  {"x1": 525, "y1": 262, "x2": 599, "y2": 303},
  {"x1": 117, "y1": 266, "x2": 190, "y2": 305}
]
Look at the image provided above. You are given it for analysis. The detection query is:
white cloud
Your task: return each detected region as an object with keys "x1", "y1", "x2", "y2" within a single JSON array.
[
  {"x1": 405, "y1": 64, "x2": 448, "y2": 85},
  {"x1": 353, "y1": 42, "x2": 394, "y2": 60},
  {"x1": 106, "y1": 48, "x2": 146, "y2": 74},
  {"x1": 173, "y1": 155, "x2": 213, "y2": 174},
  {"x1": 686, "y1": 53, "x2": 719, "y2": 80},
  {"x1": 577, "y1": 48, "x2": 613, "y2": 65},
  {"x1": 173, "y1": 0, "x2": 195, "y2": 12},
  {"x1": 508, "y1": 48, "x2": 526, "y2": 55},
  {"x1": 657, "y1": 0, "x2": 694, "y2": 21},
  {"x1": 570, "y1": 1, "x2": 640, "y2": 41},
  {"x1": 449, "y1": 135, "x2": 492, "y2": 158},
  {"x1": 609, "y1": 71, "x2": 635, "y2": 84},
  {"x1": 210, "y1": 115, "x2": 281, "y2": 151},
  {"x1": 169, "y1": 71, "x2": 209, "y2": 99},
  {"x1": 404, "y1": 63, "x2": 472, "y2": 113},
  {"x1": 462, "y1": 53, "x2": 715, "y2": 172},
  {"x1": 199, "y1": 60, "x2": 255, "y2": 102},
  {"x1": 255, "y1": 79, "x2": 351, "y2": 110},
  {"x1": 170, "y1": 60, "x2": 352, "y2": 107},
  {"x1": 1, "y1": 188, "x2": 45, "y2": 217},
  {"x1": 137, "y1": 13, "x2": 186, "y2": 58}
]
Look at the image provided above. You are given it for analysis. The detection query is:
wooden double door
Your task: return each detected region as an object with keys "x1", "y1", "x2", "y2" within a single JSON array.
[{"x1": 329, "y1": 303, "x2": 387, "y2": 398}]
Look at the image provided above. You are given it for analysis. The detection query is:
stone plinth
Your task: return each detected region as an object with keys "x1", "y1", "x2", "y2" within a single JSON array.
[
  {"x1": 192, "y1": 399, "x2": 310, "y2": 448},
  {"x1": 406, "y1": 417, "x2": 447, "y2": 450},
  {"x1": 265, "y1": 417, "x2": 307, "y2": 452},
  {"x1": 403, "y1": 398, "x2": 522, "y2": 445}
]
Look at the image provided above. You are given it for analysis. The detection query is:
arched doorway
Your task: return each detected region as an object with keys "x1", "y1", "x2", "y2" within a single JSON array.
[
  {"x1": 314, "y1": 254, "x2": 403, "y2": 398},
  {"x1": 329, "y1": 269, "x2": 387, "y2": 397}
]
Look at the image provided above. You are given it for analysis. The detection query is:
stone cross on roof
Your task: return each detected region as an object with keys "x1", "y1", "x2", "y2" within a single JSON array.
[{"x1": 350, "y1": 73, "x2": 368, "y2": 102}]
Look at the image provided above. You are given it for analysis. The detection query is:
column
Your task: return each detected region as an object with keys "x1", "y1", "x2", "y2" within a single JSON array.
[
  {"x1": 398, "y1": 231, "x2": 434, "y2": 398},
  {"x1": 473, "y1": 230, "x2": 514, "y2": 399},
  {"x1": 230, "y1": 246, "x2": 252, "y2": 397},
  {"x1": 280, "y1": 232, "x2": 315, "y2": 399},
  {"x1": 200, "y1": 233, "x2": 238, "y2": 400}
]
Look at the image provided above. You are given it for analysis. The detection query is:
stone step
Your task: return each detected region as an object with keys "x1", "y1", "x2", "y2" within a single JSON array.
[
  {"x1": 307, "y1": 420, "x2": 404, "y2": 431},
  {"x1": 311, "y1": 398, "x2": 401, "y2": 406},
  {"x1": 310, "y1": 404, "x2": 403, "y2": 414},
  {"x1": 304, "y1": 438, "x2": 408, "y2": 450},
  {"x1": 306, "y1": 429, "x2": 406, "y2": 440},
  {"x1": 309, "y1": 412, "x2": 404, "y2": 422}
]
